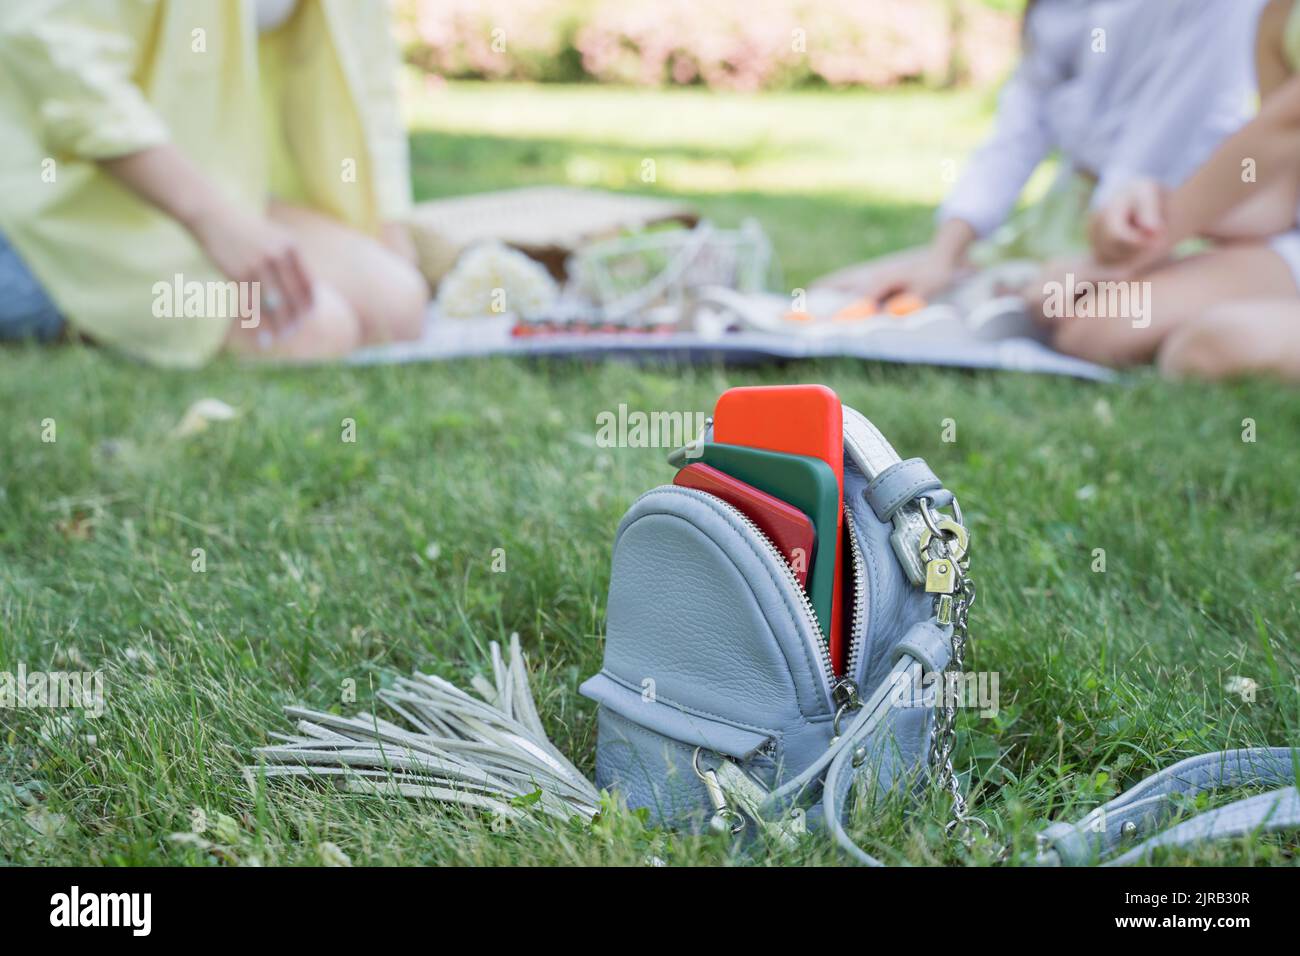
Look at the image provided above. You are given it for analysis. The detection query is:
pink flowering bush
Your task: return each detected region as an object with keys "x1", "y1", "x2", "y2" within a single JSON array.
[
  {"x1": 395, "y1": 0, "x2": 1019, "y2": 90},
  {"x1": 395, "y1": 0, "x2": 584, "y2": 83}
]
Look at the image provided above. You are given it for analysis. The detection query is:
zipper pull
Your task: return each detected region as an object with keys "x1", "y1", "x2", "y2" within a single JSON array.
[
  {"x1": 832, "y1": 678, "x2": 861, "y2": 711},
  {"x1": 702, "y1": 768, "x2": 744, "y2": 835},
  {"x1": 694, "y1": 748, "x2": 745, "y2": 835},
  {"x1": 830, "y1": 678, "x2": 863, "y2": 744}
]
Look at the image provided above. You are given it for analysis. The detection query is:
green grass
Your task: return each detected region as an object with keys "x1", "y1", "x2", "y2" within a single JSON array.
[
  {"x1": 405, "y1": 80, "x2": 1060, "y2": 287},
  {"x1": 2, "y1": 83, "x2": 1298, "y2": 866}
]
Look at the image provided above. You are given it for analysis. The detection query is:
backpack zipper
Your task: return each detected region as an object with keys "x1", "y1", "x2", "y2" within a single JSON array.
[
  {"x1": 841, "y1": 507, "x2": 869, "y2": 691},
  {"x1": 653, "y1": 486, "x2": 867, "y2": 704}
]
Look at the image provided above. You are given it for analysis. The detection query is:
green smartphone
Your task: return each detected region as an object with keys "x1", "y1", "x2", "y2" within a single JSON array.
[{"x1": 700, "y1": 442, "x2": 839, "y2": 640}]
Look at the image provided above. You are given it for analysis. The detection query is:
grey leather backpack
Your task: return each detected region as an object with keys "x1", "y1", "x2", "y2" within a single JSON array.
[{"x1": 579, "y1": 403, "x2": 1300, "y2": 865}]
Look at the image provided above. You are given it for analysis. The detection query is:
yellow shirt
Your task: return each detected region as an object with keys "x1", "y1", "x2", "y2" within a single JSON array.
[{"x1": 0, "y1": 0, "x2": 411, "y2": 367}]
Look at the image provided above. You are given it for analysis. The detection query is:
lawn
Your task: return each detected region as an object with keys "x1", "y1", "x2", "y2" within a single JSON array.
[{"x1": 1, "y1": 83, "x2": 1297, "y2": 866}]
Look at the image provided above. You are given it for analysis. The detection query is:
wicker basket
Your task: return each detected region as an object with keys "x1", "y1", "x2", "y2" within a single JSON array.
[{"x1": 407, "y1": 186, "x2": 697, "y2": 287}]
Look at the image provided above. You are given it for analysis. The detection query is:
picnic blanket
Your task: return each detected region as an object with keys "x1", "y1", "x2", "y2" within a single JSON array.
[
  {"x1": 374, "y1": 204, "x2": 1113, "y2": 380},
  {"x1": 347, "y1": 305, "x2": 1114, "y2": 381}
]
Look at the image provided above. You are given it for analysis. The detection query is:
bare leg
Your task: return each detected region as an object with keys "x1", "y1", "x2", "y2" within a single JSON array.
[
  {"x1": 269, "y1": 202, "x2": 429, "y2": 345},
  {"x1": 1208, "y1": 179, "x2": 1300, "y2": 240},
  {"x1": 1046, "y1": 243, "x2": 1298, "y2": 367},
  {"x1": 1158, "y1": 300, "x2": 1300, "y2": 381},
  {"x1": 225, "y1": 282, "x2": 362, "y2": 361}
]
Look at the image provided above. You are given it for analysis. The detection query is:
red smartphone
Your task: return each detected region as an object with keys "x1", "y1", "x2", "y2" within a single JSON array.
[
  {"x1": 712, "y1": 385, "x2": 846, "y2": 673},
  {"x1": 673, "y1": 463, "x2": 817, "y2": 587}
]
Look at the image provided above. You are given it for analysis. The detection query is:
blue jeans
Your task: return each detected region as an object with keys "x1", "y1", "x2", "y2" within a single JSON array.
[{"x1": 0, "y1": 232, "x2": 64, "y2": 342}]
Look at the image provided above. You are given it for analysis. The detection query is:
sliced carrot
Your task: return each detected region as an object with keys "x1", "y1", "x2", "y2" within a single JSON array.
[
  {"x1": 832, "y1": 297, "x2": 879, "y2": 322},
  {"x1": 885, "y1": 293, "x2": 926, "y2": 316}
]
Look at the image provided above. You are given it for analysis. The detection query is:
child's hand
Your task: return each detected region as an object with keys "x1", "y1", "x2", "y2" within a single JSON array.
[
  {"x1": 864, "y1": 254, "x2": 958, "y2": 302},
  {"x1": 818, "y1": 253, "x2": 961, "y2": 303},
  {"x1": 1090, "y1": 178, "x2": 1168, "y2": 266}
]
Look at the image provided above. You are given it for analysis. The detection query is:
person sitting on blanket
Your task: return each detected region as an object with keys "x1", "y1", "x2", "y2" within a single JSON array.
[
  {"x1": 815, "y1": 0, "x2": 1266, "y2": 311},
  {"x1": 0, "y1": 0, "x2": 428, "y2": 366},
  {"x1": 1033, "y1": 0, "x2": 1300, "y2": 382}
]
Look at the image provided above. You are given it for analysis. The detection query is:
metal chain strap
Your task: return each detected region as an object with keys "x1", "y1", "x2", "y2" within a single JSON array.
[{"x1": 917, "y1": 497, "x2": 987, "y2": 845}]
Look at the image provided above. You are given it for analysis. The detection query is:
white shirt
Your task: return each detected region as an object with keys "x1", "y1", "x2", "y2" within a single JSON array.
[
  {"x1": 939, "y1": 0, "x2": 1267, "y2": 237},
  {"x1": 257, "y1": 0, "x2": 298, "y2": 33}
]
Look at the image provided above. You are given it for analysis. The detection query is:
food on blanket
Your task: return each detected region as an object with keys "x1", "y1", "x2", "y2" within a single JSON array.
[
  {"x1": 436, "y1": 242, "x2": 559, "y2": 319},
  {"x1": 831, "y1": 298, "x2": 879, "y2": 322},
  {"x1": 509, "y1": 314, "x2": 680, "y2": 337},
  {"x1": 884, "y1": 292, "x2": 926, "y2": 316}
]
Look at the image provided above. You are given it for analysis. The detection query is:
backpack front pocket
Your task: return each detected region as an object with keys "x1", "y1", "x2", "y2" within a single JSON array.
[{"x1": 581, "y1": 672, "x2": 778, "y2": 828}]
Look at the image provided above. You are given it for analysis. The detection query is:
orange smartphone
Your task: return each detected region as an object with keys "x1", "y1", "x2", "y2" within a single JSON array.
[{"x1": 712, "y1": 385, "x2": 847, "y2": 674}]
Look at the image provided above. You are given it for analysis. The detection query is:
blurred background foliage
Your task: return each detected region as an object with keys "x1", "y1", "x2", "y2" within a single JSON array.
[{"x1": 394, "y1": 0, "x2": 1024, "y2": 92}]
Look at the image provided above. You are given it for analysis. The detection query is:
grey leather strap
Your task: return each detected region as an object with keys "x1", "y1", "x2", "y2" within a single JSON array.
[
  {"x1": 706, "y1": 640, "x2": 1298, "y2": 866},
  {"x1": 1107, "y1": 786, "x2": 1300, "y2": 865},
  {"x1": 751, "y1": 621, "x2": 946, "y2": 865},
  {"x1": 761, "y1": 618, "x2": 950, "y2": 809},
  {"x1": 748, "y1": 617, "x2": 950, "y2": 865},
  {"x1": 863, "y1": 458, "x2": 951, "y2": 522},
  {"x1": 1035, "y1": 747, "x2": 1300, "y2": 865},
  {"x1": 810, "y1": 686, "x2": 1299, "y2": 866},
  {"x1": 891, "y1": 618, "x2": 953, "y2": 674},
  {"x1": 821, "y1": 657, "x2": 925, "y2": 866},
  {"x1": 763, "y1": 661, "x2": 915, "y2": 809},
  {"x1": 822, "y1": 738, "x2": 1299, "y2": 867}
]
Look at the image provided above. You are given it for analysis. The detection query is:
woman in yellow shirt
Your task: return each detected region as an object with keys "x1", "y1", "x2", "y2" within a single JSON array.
[{"x1": 0, "y1": 0, "x2": 428, "y2": 366}]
